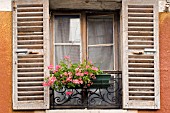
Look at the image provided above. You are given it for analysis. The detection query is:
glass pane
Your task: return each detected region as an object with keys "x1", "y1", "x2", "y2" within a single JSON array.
[
  {"x1": 55, "y1": 45, "x2": 80, "y2": 64},
  {"x1": 88, "y1": 15, "x2": 114, "y2": 70},
  {"x1": 55, "y1": 15, "x2": 81, "y2": 43},
  {"x1": 88, "y1": 46, "x2": 114, "y2": 70},
  {"x1": 88, "y1": 16, "x2": 113, "y2": 45}
]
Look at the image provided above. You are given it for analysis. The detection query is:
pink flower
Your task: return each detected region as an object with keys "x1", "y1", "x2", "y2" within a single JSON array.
[
  {"x1": 53, "y1": 70, "x2": 57, "y2": 73},
  {"x1": 88, "y1": 60, "x2": 92, "y2": 64},
  {"x1": 66, "y1": 77, "x2": 72, "y2": 82},
  {"x1": 90, "y1": 73, "x2": 93, "y2": 76},
  {"x1": 49, "y1": 76, "x2": 56, "y2": 84},
  {"x1": 86, "y1": 65, "x2": 90, "y2": 69},
  {"x1": 63, "y1": 72, "x2": 68, "y2": 76},
  {"x1": 76, "y1": 72, "x2": 84, "y2": 76},
  {"x1": 75, "y1": 68, "x2": 79, "y2": 72},
  {"x1": 79, "y1": 80, "x2": 83, "y2": 84},
  {"x1": 73, "y1": 79, "x2": 83, "y2": 84},
  {"x1": 76, "y1": 72, "x2": 80, "y2": 76},
  {"x1": 64, "y1": 56, "x2": 70, "y2": 60},
  {"x1": 92, "y1": 67, "x2": 98, "y2": 71},
  {"x1": 66, "y1": 91, "x2": 73, "y2": 95},
  {"x1": 42, "y1": 76, "x2": 56, "y2": 86},
  {"x1": 56, "y1": 65, "x2": 61, "y2": 70},
  {"x1": 87, "y1": 84, "x2": 91, "y2": 87},
  {"x1": 84, "y1": 71, "x2": 88, "y2": 75},
  {"x1": 48, "y1": 64, "x2": 53, "y2": 70},
  {"x1": 73, "y1": 79, "x2": 80, "y2": 84},
  {"x1": 42, "y1": 82, "x2": 49, "y2": 86},
  {"x1": 68, "y1": 72, "x2": 72, "y2": 76}
]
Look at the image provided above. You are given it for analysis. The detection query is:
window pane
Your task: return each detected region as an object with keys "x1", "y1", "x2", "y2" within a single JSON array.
[
  {"x1": 55, "y1": 45, "x2": 80, "y2": 64},
  {"x1": 88, "y1": 46, "x2": 114, "y2": 70},
  {"x1": 54, "y1": 15, "x2": 81, "y2": 64},
  {"x1": 88, "y1": 16, "x2": 113, "y2": 45},
  {"x1": 55, "y1": 15, "x2": 81, "y2": 43},
  {"x1": 88, "y1": 15, "x2": 114, "y2": 70}
]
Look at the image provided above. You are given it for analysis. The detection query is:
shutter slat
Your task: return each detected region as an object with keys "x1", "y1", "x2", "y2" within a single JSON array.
[
  {"x1": 18, "y1": 91, "x2": 44, "y2": 96},
  {"x1": 128, "y1": 13, "x2": 153, "y2": 17},
  {"x1": 122, "y1": 0, "x2": 159, "y2": 109},
  {"x1": 18, "y1": 72, "x2": 44, "y2": 74},
  {"x1": 18, "y1": 35, "x2": 43, "y2": 37},
  {"x1": 17, "y1": 12, "x2": 43, "y2": 17},
  {"x1": 18, "y1": 96, "x2": 44, "y2": 101},
  {"x1": 129, "y1": 91, "x2": 154, "y2": 94},
  {"x1": 129, "y1": 77, "x2": 154, "y2": 80},
  {"x1": 13, "y1": 0, "x2": 49, "y2": 110},
  {"x1": 18, "y1": 77, "x2": 44, "y2": 79},
  {"x1": 18, "y1": 26, "x2": 43, "y2": 28},
  {"x1": 17, "y1": 44, "x2": 43, "y2": 49},
  {"x1": 129, "y1": 96, "x2": 155, "y2": 99},
  {"x1": 129, "y1": 82, "x2": 154, "y2": 85},
  {"x1": 18, "y1": 86, "x2": 44, "y2": 90}
]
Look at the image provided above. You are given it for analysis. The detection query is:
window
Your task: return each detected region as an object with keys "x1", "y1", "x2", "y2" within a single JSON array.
[
  {"x1": 87, "y1": 15, "x2": 115, "y2": 70},
  {"x1": 12, "y1": 0, "x2": 160, "y2": 110},
  {"x1": 53, "y1": 13, "x2": 120, "y2": 72},
  {"x1": 50, "y1": 13, "x2": 122, "y2": 109},
  {"x1": 54, "y1": 15, "x2": 81, "y2": 64}
]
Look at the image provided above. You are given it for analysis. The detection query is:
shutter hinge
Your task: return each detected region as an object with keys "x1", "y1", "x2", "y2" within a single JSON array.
[{"x1": 12, "y1": 0, "x2": 17, "y2": 11}]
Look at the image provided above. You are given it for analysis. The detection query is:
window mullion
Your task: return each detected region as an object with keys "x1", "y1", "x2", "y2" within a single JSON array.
[{"x1": 81, "y1": 12, "x2": 87, "y2": 61}]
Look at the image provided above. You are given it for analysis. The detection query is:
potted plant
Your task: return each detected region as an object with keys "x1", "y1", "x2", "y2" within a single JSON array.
[{"x1": 43, "y1": 56, "x2": 104, "y2": 90}]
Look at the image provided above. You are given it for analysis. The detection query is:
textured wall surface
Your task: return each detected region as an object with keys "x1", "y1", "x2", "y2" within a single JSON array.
[
  {"x1": 0, "y1": 11, "x2": 13, "y2": 113},
  {"x1": 139, "y1": 12, "x2": 170, "y2": 113},
  {"x1": 0, "y1": 11, "x2": 36, "y2": 113},
  {"x1": 1, "y1": 11, "x2": 170, "y2": 113},
  {"x1": 0, "y1": 0, "x2": 12, "y2": 11}
]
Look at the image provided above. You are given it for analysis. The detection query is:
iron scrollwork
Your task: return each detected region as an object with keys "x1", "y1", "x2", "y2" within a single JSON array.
[{"x1": 50, "y1": 72, "x2": 122, "y2": 109}]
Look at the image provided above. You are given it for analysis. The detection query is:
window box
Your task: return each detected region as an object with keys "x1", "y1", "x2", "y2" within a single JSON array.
[{"x1": 91, "y1": 74, "x2": 111, "y2": 88}]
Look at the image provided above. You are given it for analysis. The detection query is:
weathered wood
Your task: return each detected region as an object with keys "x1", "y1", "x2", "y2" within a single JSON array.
[
  {"x1": 50, "y1": 0, "x2": 121, "y2": 10},
  {"x1": 81, "y1": 13, "x2": 87, "y2": 60},
  {"x1": 114, "y1": 13, "x2": 119, "y2": 70},
  {"x1": 88, "y1": 43, "x2": 113, "y2": 47},
  {"x1": 122, "y1": 0, "x2": 159, "y2": 109},
  {"x1": 13, "y1": 0, "x2": 49, "y2": 110}
]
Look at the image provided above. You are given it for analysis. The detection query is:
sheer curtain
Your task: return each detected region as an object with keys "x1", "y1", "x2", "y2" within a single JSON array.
[
  {"x1": 54, "y1": 15, "x2": 81, "y2": 64},
  {"x1": 88, "y1": 16, "x2": 114, "y2": 70}
]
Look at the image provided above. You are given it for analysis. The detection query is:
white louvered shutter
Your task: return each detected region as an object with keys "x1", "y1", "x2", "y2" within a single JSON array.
[
  {"x1": 13, "y1": 0, "x2": 49, "y2": 110},
  {"x1": 122, "y1": 0, "x2": 160, "y2": 109}
]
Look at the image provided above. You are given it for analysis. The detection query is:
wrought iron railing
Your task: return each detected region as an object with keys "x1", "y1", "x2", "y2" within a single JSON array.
[{"x1": 50, "y1": 71, "x2": 122, "y2": 109}]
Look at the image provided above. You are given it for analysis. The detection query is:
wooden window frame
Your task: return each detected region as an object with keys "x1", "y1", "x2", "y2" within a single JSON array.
[{"x1": 50, "y1": 11, "x2": 120, "y2": 73}]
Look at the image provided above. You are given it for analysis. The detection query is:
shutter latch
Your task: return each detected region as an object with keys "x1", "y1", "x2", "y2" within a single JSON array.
[
  {"x1": 144, "y1": 48, "x2": 156, "y2": 54},
  {"x1": 132, "y1": 51, "x2": 144, "y2": 55},
  {"x1": 16, "y1": 49, "x2": 28, "y2": 54},
  {"x1": 16, "y1": 49, "x2": 39, "y2": 54}
]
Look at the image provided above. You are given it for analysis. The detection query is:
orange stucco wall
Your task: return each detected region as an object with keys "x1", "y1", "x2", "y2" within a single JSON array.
[
  {"x1": 138, "y1": 13, "x2": 170, "y2": 113},
  {"x1": 0, "y1": 12, "x2": 35, "y2": 113},
  {"x1": 0, "y1": 11, "x2": 13, "y2": 113},
  {"x1": 1, "y1": 11, "x2": 170, "y2": 113}
]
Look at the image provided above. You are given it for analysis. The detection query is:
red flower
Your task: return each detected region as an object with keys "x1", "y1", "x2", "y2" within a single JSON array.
[{"x1": 66, "y1": 91, "x2": 73, "y2": 95}]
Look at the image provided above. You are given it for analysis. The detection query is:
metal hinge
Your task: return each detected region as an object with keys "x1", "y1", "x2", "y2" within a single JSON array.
[{"x1": 12, "y1": 0, "x2": 17, "y2": 11}]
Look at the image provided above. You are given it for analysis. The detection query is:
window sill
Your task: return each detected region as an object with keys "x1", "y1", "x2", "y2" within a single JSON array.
[{"x1": 46, "y1": 109, "x2": 138, "y2": 113}]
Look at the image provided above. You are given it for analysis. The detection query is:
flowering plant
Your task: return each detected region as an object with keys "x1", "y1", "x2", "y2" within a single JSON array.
[{"x1": 43, "y1": 56, "x2": 103, "y2": 90}]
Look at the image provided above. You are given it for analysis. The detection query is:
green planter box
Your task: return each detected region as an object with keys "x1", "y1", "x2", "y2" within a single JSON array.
[{"x1": 91, "y1": 74, "x2": 111, "y2": 88}]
